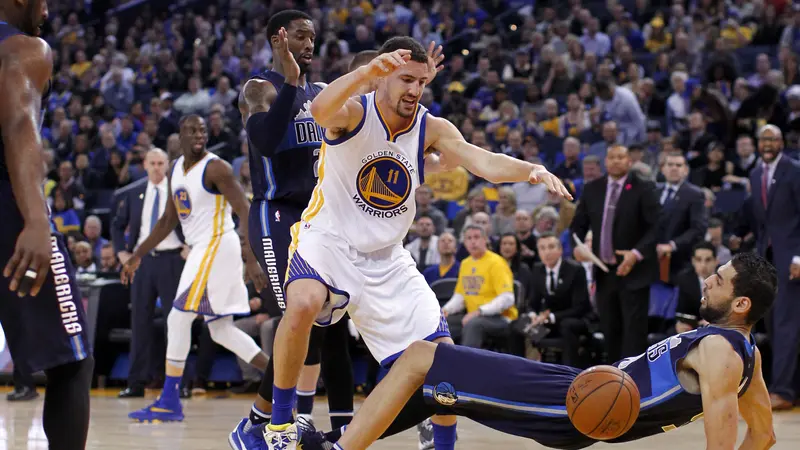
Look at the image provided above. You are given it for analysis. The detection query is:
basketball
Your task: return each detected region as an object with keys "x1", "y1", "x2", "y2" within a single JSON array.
[{"x1": 566, "y1": 365, "x2": 640, "y2": 440}]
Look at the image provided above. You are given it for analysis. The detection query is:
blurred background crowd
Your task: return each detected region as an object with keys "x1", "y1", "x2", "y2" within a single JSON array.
[{"x1": 11, "y1": 0, "x2": 800, "y2": 411}]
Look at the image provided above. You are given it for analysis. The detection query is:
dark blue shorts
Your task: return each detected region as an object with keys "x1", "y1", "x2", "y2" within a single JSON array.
[
  {"x1": 0, "y1": 193, "x2": 90, "y2": 373},
  {"x1": 248, "y1": 199, "x2": 304, "y2": 314},
  {"x1": 423, "y1": 344, "x2": 596, "y2": 450}
]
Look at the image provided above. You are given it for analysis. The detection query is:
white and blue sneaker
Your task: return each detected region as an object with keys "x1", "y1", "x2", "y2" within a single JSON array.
[
  {"x1": 417, "y1": 418, "x2": 434, "y2": 450},
  {"x1": 229, "y1": 418, "x2": 268, "y2": 450},
  {"x1": 264, "y1": 422, "x2": 301, "y2": 450}
]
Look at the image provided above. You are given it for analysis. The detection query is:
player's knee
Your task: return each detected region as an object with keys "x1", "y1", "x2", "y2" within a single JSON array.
[
  {"x1": 285, "y1": 283, "x2": 326, "y2": 324},
  {"x1": 397, "y1": 341, "x2": 437, "y2": 381}
]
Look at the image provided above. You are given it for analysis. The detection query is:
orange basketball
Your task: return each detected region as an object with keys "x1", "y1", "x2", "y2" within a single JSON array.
[{"x1": 566, "y1": 365, "x2": 640, "y2": 440}]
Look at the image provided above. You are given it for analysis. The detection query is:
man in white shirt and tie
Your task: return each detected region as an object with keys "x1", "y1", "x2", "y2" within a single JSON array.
[{"x1": 112, "y1": 148, "x2": 187, "y2": 398}]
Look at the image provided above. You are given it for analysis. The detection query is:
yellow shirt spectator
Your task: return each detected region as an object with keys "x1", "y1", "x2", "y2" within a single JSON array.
[
  {"x1": 426, "y1": 166, "x2": 469, "y2": 202},
  {"x1": 455, "y1": 250, "x2": 518, "y2": 320}
]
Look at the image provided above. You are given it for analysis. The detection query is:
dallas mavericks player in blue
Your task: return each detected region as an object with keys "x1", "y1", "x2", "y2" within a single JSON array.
[
  {"x1": 304, "y1": 252, "x2": 777, "y2": 450},
  {"x1": 231, "y1": 10, "x2": 355, "y2": 449},
  {"x1": 0, "y1": 0, "x2": 92, "y2": 448}
]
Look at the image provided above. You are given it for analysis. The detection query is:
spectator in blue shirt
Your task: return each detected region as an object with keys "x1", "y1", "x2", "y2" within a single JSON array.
[{"x1": 423, "y1": 231, "x2": 461, "y2": 286}]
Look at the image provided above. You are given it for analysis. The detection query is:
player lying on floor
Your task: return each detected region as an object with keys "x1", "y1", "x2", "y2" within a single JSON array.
[{"x1": 300, "y1": 252, "x2": 777, "y2": 450}]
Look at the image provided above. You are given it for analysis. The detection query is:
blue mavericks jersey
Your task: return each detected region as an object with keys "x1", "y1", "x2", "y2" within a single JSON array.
[
  {"x1": 611, "y1": 326, "x2": 755, "y2": 442},
  {"x1": 248, "y1": 70, "x2": 324, "y2": 206}
]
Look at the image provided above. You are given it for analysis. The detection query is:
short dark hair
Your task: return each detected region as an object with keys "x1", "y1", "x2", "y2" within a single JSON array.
[
  {"x1": 179, "y1": 114, "x2": 203, "y2": 127},
  {"x1": 708, "y1": 218, "x2": 724, "y2": 229},
  {"x1": 416, "y1": 213, "x2": 433, "y2": 223},
  {"x1": 594, "y1": 78, "x2": 614, "y2": 96},
  {"x1": 664, "y1": 151, "x2": 686, "y2": 161},
  {"x1": 349, "y1": 50, "x2": 379, "y2": 72},
  {"x1": 692, "y1": 241, "x2": 716, "y2": 258},
  {"x1": 730, "y1": 251, "x2": 777, "y2": 324},
  {"x1": 378, "y1": 37, "x2": 427, "y2": 64},
  {"x1": 266, "y1": 10, "x2": 312, "y2": 47},
  {"x1": 536, "y1": 231, "x2": 559, "y2": 242}
]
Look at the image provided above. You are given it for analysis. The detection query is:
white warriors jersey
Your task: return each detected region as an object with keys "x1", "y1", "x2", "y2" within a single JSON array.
[
  {"x1": 300, "y1": 92, "x2": 429, "y2": 253},
  {"x1": 170, "y1": 153, "x2": 235, "y2": 247}
]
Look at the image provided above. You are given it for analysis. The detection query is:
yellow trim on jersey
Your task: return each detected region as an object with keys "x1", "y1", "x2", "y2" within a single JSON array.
[
  {"x1": 301, "y1": 143, "x2": 327, "y2": 223},
  {"x1": 285, "y1": 221, "x2": 302, "y2": 283},
  {"x1": 186, "y1": 195, "x2": 225, "y2": 311},
  {"x1": 374, "y1": 96, "x2": 420, "y2": 142}
]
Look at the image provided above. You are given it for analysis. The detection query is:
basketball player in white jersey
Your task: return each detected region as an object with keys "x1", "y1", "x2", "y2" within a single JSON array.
[
  {"x1": 121, "y1": 115, "x2": 270, "y2": 423},
  {"x1": 264, "y1": 37, "x2": 571, "y2": 450}
]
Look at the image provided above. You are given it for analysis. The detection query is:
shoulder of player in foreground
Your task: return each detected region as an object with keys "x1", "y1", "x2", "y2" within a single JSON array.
[
  {"x1": 0, "y1": 35, "x2": 52, "y2": 84},
  {"x1": 693, "y1": 333, "x2": 744, "y2": 375}
]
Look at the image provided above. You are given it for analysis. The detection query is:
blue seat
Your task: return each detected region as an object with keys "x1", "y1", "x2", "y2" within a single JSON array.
[{"x1": 648, "y1": 282, "x2": 678, "y2": 320}]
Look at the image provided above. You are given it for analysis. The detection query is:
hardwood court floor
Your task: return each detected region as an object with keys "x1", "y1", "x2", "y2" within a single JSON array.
[{"x1": 0, "y1": 389, "x2": 799, "y2": 449}]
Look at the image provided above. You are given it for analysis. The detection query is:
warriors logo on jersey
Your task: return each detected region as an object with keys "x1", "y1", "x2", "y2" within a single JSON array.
[
  {"x1": 354, "y1": 150, "x2": 416, "y2": 218},
  {"x1": 174, "y1": 187, "x2": 192, "y2": 220}
]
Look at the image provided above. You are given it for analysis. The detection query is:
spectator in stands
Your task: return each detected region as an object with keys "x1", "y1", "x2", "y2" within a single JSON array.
[
  {"x1": 580, "y1": 17, "x2": 610, "y2": 58},
  {"x1": 691, "y1": 141, "x2": 732, "y2": 192},
  {"x1": 99, "y1": 242, "x2": 120, "y2": 273},
  {"x1": 594, "y1": 78, "x2": 646, "y2": 146},
  {"x1": 73, "y1": 241, "x2": 97, "y2": 274},
  {"x1": 748, "y1": 54, "x2": 773, "y2": 89},
  {"x1": 677, "y1": 111, "x2": 717, "y2": 169},
  {"x1": 83, "y1": 215, "x2": 108, "y2": 261},
  {"x1": 422, "y1": 231, "x2": 460, "y2": 286},
  {"x1": 674, "y1": 242, "x2": 716, "y2": 334},
  {"x1": 656, "y1": 152, "x2": 708, "y2": 282},
  {"x1": 207, "y1": 110, "x2": 238, "y2": 162},
  {"x1": 103, "y1": 68, "x2": 134, "y2": 113},
  {"x1": 531, "y1": 205, "x2": 558, "y2": 240},
  {"x1": 55, "y1": 159, "x2": 86, "y2": 210},
  {"x1": 554, "y1": 137, "x2": 582, "y2": 181},
  {"x1": 117, "y1": 115, "x2": 139, "y2": 151},
  {"x1": 513, "y1": 210, "x2": 537, "y2": 267},
  {"x1": 571, "y1": 145, "x2": 660, "y2": 362},
  {"x1": 724, "y1": 135, "x2": 759, "y2": 189},
  {"x1": 443, "y1": 225, "x2": 518, "y2": 349},
  {"x1": 174, "y1": 76, "x2": 211, "y2": 115},
  {"x1": 511, "y1": 233, "x2": 590, "y2": 366},
  {"x1": 415, "y1": 184, "x2": 447, "y2": 234},
  {"x1": 581, "y1": 155, "x2": 603, "y2": 183},
  {"x1": 491, "y1": 187, "x2": 518, "y2": 236},
  {"x1": 406, "y1": 214, "x2": 440, "y2": 273},
  {"x1": 706, "y1": 218, "x2": 732, "y2": 265},
  {"x1": 731, "y1": 125, "x2": 800, "y2": 410},
  {"x1": 496, "y1": 232, "x2": 533, "y2": 308},
  {"x1": 587, "y1": 120, "x2": 620, "y2": 163},
  {"x1": 51, "y1": 189, "x2": 81, "y2": 234},
  {"x1": 210, "y1": 76, "x2": 238, "y2": 112},
  {"x1": 666, "y1": 71, "x2": 690, "y2": 134},
  {"x1": 452, "y1": 187, "x2": 488, "y2": 237},
  {"x1": 534, "y1": 191, "x2": 577, "y2": 235}
]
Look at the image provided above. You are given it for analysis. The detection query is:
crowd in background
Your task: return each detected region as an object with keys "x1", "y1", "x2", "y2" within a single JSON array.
[{"x1": 18, "y1": 0, "x2": 800, "y2": 410}]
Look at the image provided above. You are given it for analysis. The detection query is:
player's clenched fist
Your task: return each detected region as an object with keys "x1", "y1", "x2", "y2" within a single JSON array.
[{"x1": 359, "y1": 49, "x2": 411, "y2": 78}]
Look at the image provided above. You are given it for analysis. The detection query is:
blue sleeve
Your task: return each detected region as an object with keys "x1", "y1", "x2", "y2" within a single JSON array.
[{"x1": 246, "y1": 83, "x2": 299, "y2": 158}]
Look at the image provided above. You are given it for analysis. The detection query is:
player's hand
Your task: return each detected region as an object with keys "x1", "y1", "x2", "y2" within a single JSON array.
[
  {"x1": 117, "y1": 250, "x2": 132, "y2": 265},
  {"x1": 180, "y1": 245, "x2": 190, "y2": 260},
  {"x1": 120, "y1": 255, "x2": 141, "y2": 286},
  {"x1": 245, "y1": 258, "x2": 268, "y2": 293},
  {"x1": 729, "y1": 235, "x2": 742, "y2": 250},
  {"x1": 249, "y1": 296, "x2": 262, "y2": 312},
  {"x1": 656, "y1": 243, "x2": 673, "y2": 259},
  {"x1": 462, "y1": 310, "x2": 480, "y2": 326},
  {"x1": 275, "y1": 27, "x2": 301, "y2": 86},
  {"x1": 3, "y1": 222, "x2": 52, "y2": 297},
  {"x1": 360, "y1": 49, "x2": 411, "y2": 79},
  {"x1": 529, "y1": 166, "x2": 573, "y2": 200},
  {"x1": 425, "y1": 41, "x2": 445, "y2": 85},
  {"x1": 615, "y1": 250, "x2": 638, "y2": 276},
  {"x1": 573, "y1": 245, "x2": 591, "y2": 263}
]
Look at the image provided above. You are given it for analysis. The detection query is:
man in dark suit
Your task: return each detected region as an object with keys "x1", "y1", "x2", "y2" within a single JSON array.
[
  {"x1": 731, "y1": 125, "x2": 800, "y2": 411},
  {"x1": 655, "y1": 152, "x2": 708, "y2": 280},
  {"x1": 570, "y1": 145, "x2": 661, "y2": 362},
  {"x1": 112, "y1": 148, "x2": 186, "y2": 398},
  {"x1": 510, "y1": 233, "x2": 591, "y2": 367},
  {"x1": 674, "y1": 241, "x2": 717, "y2": 334}
]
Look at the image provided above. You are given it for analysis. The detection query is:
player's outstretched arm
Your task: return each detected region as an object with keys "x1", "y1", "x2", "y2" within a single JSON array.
[
  {"x1": 694, "y1": 335, "x2": 745, "y2": 450},
  {"x1": 426, "y1": 116, "x2": 572, "y2": 199},
  {"x1": 0, "y1": 36, "x2": 54, "y2": 296},
  {"x1": 205, "y1": 159, "x2": 268, "y2": 292},
  {"x1": 737, "y1": 348, "x2": 776, "y2": 450}
]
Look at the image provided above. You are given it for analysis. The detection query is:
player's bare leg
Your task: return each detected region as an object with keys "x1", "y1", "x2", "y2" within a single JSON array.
[
  {"x1": 264, "y1": 278, "x2": 328, "y2": 449},
  {"x1": 336, "y1": 341, "x2": 438, "y2": 450}
]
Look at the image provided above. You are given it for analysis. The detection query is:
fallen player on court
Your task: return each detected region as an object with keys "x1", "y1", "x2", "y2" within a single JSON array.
[{"x1": 301, "y1": 251, "x2": 777, "y2": 450}]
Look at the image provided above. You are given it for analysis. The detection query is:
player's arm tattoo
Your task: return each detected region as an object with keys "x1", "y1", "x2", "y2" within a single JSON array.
[
  {"x1": 0, "y1": 36, "x2": 53, "y2": 227},
  {"x1": 239, "y1": 78, "x2": 276, "y2": 125}
]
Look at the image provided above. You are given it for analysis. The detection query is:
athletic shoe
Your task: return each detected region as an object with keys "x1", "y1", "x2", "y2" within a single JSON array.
[
  {"x1": 296, "y1": 417, "x2": 334, "y2": 450},
  {"x1": 263, "y1": 422, "x2": 300, "y2": 450},
  {"x1": 128, "y1": 396, "x2": 184, "y2": 423},
  {"x1": 417, "y1": 418, "x2": 434, "y2": 450},
  {"x1": 229, "y1": 418, "x2": 267, "y2": 450}
]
